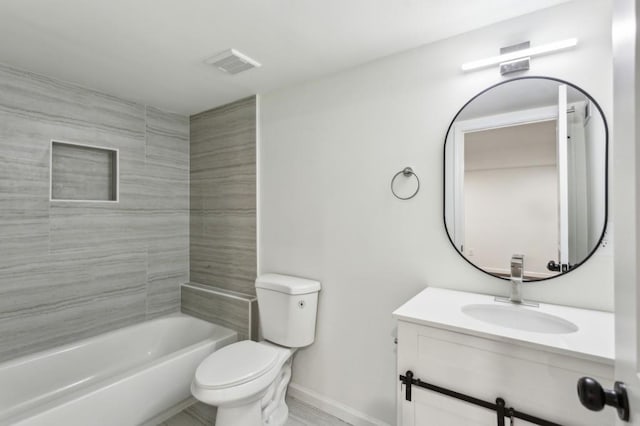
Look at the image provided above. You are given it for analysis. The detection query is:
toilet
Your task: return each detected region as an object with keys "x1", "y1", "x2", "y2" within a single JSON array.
[{"x1": 191, "y1": 273, "x2": 321, "y2": 426}]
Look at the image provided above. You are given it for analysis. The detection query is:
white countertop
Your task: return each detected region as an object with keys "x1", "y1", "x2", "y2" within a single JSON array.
[{"x1": 392, "y1": 287, "x2": 614, "y2": 364}]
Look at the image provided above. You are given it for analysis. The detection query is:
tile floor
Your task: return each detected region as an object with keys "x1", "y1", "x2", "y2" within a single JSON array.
[
  {"x1": 285, "y1": 397, "x2": 351, "y2": 425},
  {"x1": 160, "y1": 396, "x2": 351, "y2": 426}
]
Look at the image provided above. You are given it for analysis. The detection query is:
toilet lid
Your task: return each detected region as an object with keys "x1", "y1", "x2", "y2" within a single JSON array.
[{"x1": 195, "y1": 341, "x2": 280, "y2": 390}]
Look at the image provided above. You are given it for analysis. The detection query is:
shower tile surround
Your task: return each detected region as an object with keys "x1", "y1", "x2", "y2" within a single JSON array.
[
  {"x1": 1, "y1": 65, "x2": 259, "y2": 422},
  {"x1": 0, "y1": 64, "x2": 189, "y2": 362},
  {"x1": 189, "y1": 96, "x2": 257, "y2": 295},
  {"x1": 183, "y1": 96, "x2": 258, "y2": 340},
  {"x1": 181, "y1": 283, "x2": 258, "y2": 341}
]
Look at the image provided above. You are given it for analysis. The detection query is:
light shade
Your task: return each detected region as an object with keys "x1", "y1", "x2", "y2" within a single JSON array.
[{"x1": 461, "y1": 38, "x2": 578, "y2": 71}]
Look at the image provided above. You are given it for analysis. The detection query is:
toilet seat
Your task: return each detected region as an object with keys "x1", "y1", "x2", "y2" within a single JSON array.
[
  {"x1": 192, "y1": 341, "x2": 295, "y2": 409},
  {"x1": 194, "y1": 341, "x2": 280, "y2": 390}
]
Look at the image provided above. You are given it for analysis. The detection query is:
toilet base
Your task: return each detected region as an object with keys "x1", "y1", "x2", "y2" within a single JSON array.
[
  {"x1": 215, "y1": 399, "x2": 262, "y2": 426},
  {"x1": 262, "y1": 357, "x2": 292, "y2": 425},
  {"x1": 213, "y1": 355, "x2": 293, "y2": 426},
  {"x1": 264, "y1": 402, "x2": 289, "y2": 426}
]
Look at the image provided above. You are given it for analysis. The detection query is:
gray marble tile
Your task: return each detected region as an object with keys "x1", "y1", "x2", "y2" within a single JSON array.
[
  {"x1": 190, "y1": 211, "x2": 256, "y2": 296},
  {"x1": 146, "y1": 106, "x2": 190, "y2": 168},
  {"x1": 190, "y1": 96, "x2": 257, "y2": 296},
  {"x1": 145, "y1": 212, "x2": 189, "y2": 318},
  {"x1": 0, "y1": 110, "x2": 52, "y2": 265},
  {"x1": 0, "y1": 254, "x2": 90, "y2": 321},
  {"x1": 250, "y1": 298, "x2": 259, "y2": 342},
  {"x1": 181, "y1": 283, "x2": 256, "y2": 341},
  {"x1": 0, "y1": 247, "x2": 149, "y2": 358},
  {"x1": 146, "y1": 276, "x2": 183, "y2": 319},
  {"x1": 0, "y1": 205, "x2": 49, "y2": 267},
  {"x1": 198, "y1": 181, "x2": 255, "y2": 212},
  {"x1": 189, "y1": 210, "x2": 204, "y2": 243},
  {"x1": 190, "y1": 97, "x2": 256, "y2": 154},
  {"x1": 141, "y1": 106, "x2": 190, "y2": 317},
  {"x1": 138, "y1": 163, "x2": 189, "y2": 211},
  {"x1": 146, "y1": 211, "x2": 190, "y2": 248},
  {"x1": 49, "y1": 206, "x2": 147, "y2": 254},
  {"x1": 146, "y1": 242, "x2": 188, "y2": 318},
  {"x1": 0, "y1": 293, "x2": 147, "y2": 362},
  {"x1": 0, "y1": 63, "x2": 189, "y2": 360},
  {"x1": 189, "y1": 261, "x2": 256, "y2": 290},
  {"x1": 0, "y1": 253, "x2": 145, "y2": 360},
  {"x1": 147, "y1": 240, "x2": 189, "y2": 281},
  {"x1": 141, "y1": 106, "x2": 190, "y2": 211},
  {"x1": 0, "y1": 65, "x2": 146, "y2": 140},
  {"x1": 190, "y1": 147, "x2": 256, "y2": 180},
  {"x1": 0, "y1": 252, "x2": 147, "y2": 360},
  {"x1": 0, "y1": 112, "x2": 50, "y2": 198}
]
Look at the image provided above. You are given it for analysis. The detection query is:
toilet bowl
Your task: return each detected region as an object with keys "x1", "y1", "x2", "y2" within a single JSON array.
[
  {"x1": 191, "y1": 340, "x2": 295, "y2": 426},
  {"x1": 191, "y1": 274, "x2": 321, "y2": 426}
]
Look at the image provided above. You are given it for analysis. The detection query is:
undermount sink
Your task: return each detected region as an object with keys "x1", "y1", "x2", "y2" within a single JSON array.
[
  {"x1": 393, "y1": 288, "x2": 614, "y2": 362},
  {"x1": 461, "y1": 303, "x2": 579, "y2": 334}
]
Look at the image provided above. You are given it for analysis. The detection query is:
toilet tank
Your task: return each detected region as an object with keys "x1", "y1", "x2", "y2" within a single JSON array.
[{"x1": 255, "y1": 274, "x2": 321, "y2": 348}]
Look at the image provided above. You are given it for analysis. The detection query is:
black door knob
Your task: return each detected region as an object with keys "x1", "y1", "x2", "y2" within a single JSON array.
[
  {"x1": 577, "y1": 377, "x2": 630, "y2": 421},
  {"x1": 547, "y1": 260, "x2": 561, "y2": 272}
]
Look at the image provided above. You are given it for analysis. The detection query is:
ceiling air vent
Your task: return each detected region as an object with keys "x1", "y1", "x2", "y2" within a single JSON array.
[{"x1": 205, "y1": 49, "x2": 261, "y2": 75}]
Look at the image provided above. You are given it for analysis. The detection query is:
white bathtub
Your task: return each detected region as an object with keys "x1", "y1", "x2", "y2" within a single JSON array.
[{"x1": 0, "y1": 314, "x2": 237, "y2": 426}]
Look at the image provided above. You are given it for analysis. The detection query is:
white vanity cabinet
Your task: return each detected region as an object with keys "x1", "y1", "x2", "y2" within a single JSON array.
[{"x1": 393, "y1": 288, "x2": 615, "y2": 426}]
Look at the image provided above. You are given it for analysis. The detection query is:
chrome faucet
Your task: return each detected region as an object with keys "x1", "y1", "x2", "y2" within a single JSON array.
[
  {"x1": 509, "y1": 254, "x2": 524, "y2": 303},
  {"x1": 496, "y1": 254, "x2": 538, "y2": 307}
]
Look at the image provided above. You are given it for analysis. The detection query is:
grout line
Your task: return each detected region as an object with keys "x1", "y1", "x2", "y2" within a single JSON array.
[
  {"x1": 255, "y1": 94, "x2": 261, "y2": 277},
  {"x1": 187, "y1": 113, "x2": 191, "y2": 284},
  {"x1": 144, "y1": 105, "x2": 150, "y2": 318}
]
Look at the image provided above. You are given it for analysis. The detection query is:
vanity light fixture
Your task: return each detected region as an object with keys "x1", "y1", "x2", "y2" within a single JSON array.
[{"x1": 461, "y1": 38, "x2": 578, "y2": 74}]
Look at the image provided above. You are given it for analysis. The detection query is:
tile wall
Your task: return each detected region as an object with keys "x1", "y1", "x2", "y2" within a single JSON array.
[
  {"x1": 0, "y1": 64, "x2": 189, "y2": 361},
  {"x1": 0, "y1": 65, "x2": 258, "y2": 425},
  {"x1": 183, "y1": 96, "x2": 258, "y2": 340}
]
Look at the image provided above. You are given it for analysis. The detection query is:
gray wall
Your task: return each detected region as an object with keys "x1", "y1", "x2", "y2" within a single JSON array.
[
  {"x1": 0, "y1": 64, "x2": 189, "y2": 362},
  {"x1": 190, "y1": 96, "x2": 257, "y2": 295},
  {"x1": 183, "y1": 96, "x2": 258, "y2": 341}
]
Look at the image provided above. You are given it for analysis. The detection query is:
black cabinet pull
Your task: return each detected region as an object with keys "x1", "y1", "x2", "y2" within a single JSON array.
[
  {"x1": 577, "y1": 377, "x2": 630, "y2": 421},
  {"x1": 399, "y1": 371, "x2": 563, "y2": 425}
]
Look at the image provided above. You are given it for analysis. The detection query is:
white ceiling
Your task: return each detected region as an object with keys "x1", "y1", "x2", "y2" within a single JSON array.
[{"x1": 0, "y1": 0, "x2": 571, "y2": 115}]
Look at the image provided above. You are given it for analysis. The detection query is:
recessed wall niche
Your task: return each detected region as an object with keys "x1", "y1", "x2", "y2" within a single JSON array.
[{"x1": 50, "y1": 140, "x2": 119, "y2": 202}]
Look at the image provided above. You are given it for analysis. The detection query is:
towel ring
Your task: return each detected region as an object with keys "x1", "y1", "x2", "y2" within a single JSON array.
[{"x1": 391, "y1": 167, "x2": 420, "y2": 200}]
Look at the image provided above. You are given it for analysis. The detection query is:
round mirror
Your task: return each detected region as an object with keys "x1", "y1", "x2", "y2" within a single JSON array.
[{"x1": 444, "y1": 77, "x2": 608, "y2": 281}]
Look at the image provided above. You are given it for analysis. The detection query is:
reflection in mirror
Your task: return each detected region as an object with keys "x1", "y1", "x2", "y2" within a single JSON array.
[{"x1": 444, "y1": 77, "x2": 607, "y2": 281}]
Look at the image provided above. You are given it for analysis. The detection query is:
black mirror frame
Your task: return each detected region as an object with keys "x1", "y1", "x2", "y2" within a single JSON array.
[{"x1": 442, "y1": 76, "x2": 609, "y2": 282}]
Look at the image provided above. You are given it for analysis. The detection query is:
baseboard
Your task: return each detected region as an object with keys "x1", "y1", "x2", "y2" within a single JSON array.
[{"x1": 287, "y1": 383, "x2": 391, "y2": 426}]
